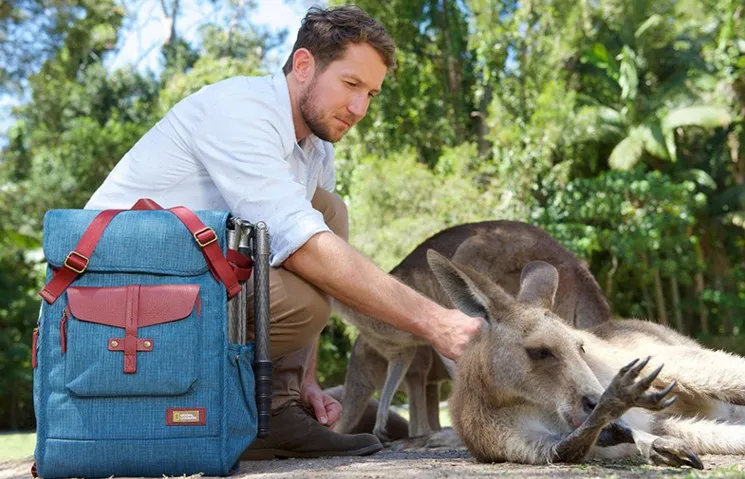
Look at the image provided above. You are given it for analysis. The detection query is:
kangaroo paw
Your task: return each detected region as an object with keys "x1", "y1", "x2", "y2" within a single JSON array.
[{"x1": 598, "y1": 357, "x2": 677, "y2": 418}]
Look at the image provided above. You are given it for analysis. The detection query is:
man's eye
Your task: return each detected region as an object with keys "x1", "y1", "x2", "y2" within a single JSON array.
[
  {"x1": 344, "y1": 80, "x2": 357, "y2": 87},
  {"x1": 526, "y1": 348, "x2": 554, "y2": 361}
]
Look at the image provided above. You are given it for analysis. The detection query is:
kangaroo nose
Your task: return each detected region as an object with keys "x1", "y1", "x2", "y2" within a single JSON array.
[{"x1": 582, "y1": 395, "x2": 597, "y2": 414}]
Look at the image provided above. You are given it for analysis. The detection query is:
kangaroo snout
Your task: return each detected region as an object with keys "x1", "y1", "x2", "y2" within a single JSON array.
[{"x1": 562, "y1": 393, "x2": 600, "y2": 429}]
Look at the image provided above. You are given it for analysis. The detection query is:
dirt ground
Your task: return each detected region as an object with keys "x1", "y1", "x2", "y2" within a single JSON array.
[{"x1": 3, "y1": 449, "x2": 744, "y2": 479}]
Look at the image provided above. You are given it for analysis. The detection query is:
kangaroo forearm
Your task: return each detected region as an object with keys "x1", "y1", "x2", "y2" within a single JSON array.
[{"x1": 553, "y1": 410, "x2": 614, "y2": 462}]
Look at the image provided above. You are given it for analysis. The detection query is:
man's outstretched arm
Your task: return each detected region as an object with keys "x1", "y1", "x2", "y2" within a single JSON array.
[{"x1": 283, "y1": 231, "x2": 482, "y2": 360}]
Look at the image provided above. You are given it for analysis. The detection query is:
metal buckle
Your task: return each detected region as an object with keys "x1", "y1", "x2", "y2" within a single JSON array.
[
  {"x1": 194, "y1": 227, "x2": 217, "y2": 248},
  {"x1": 64, "y1": 251, "x2": 89, "y2": 274}
]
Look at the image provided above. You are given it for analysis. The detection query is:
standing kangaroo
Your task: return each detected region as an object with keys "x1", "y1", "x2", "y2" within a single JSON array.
[
  {"x1": 430, "y1": 251, "x2": 745, "y2": 468},
  {"x1": 334, "y1": 221, "x2": 612, "y2": 442}
]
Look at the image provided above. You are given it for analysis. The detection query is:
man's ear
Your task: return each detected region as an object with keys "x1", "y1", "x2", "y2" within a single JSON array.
[
  {"x1": 427, "y1": 249, "x2": 514, "y2": 323},
  {"x1": 292, "y1": 48, "x2": 316, "y2": 83},
  {"x1": 516, "y1": 261, "x2": 559, "y2": 309}
]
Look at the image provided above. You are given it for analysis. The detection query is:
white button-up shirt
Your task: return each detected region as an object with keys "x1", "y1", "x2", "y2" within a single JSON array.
[{"x1": 86, "y1": 73, "x2": 336, "y2": 266}]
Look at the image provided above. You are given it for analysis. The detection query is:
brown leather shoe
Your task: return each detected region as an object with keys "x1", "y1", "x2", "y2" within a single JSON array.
[{"x1": 240, "y1": 403, "x2": 383, "y2": 460}]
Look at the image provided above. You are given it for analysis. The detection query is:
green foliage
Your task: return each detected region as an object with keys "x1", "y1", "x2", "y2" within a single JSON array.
[
  {"x1": 317, "y1": 315, "x2": 355, "y2": 388},
  {"x1": 1, "y1": 0, "x2": 744, "y2": 429},
  {"x1": 0, "y1": 241, "x2": 44, "y2": 430},
  {"x1": 343, "y1": 144, "x2": 515, "y2": 271},
  {"x1": 534, "y1": 168, "x2": 706, "y2": 319}
]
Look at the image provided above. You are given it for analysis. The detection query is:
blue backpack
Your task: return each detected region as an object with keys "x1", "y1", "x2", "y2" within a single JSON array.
[{"x1": 32, "y1": 200, "x2": 271, "y2": 478}]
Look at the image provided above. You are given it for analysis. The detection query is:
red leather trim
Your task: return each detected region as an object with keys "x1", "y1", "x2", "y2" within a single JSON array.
[
  {"x1": 227, "y1": 249, "x2": 253, "y2": 282},
  {"x1": 60, "y1": 308, "x2": 68, "y2": 354},
  {"x1": 168, "y1": 206, "x2": 242, "y2": 297},
  {"x1": 131, "y1": 198, "x2": 163, "y2": 210},
  {"x1": 123, "y1": 285, "x2": 139, "y2": 373},
  {"x1": 166, "y1": 407, "x2": 206, "y2": 426},
  {"x1": 31, "y1": 329, "x2": 38, "y2": 369},
  {"x1": 67, "y1": 284, "x2": 199, "y2": 373},
  {"x1": 67, "y1": 285, "x2": 200, "y2": 328}
]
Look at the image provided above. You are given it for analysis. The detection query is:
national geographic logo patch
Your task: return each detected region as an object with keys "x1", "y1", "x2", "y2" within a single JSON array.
[{"x1": 166, "y1": 408, "x2": 206, "y2": 426}]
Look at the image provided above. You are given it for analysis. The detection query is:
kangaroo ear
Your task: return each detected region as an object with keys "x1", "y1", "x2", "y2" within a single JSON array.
[
  {"x1": 427, "y1": 249, "x2": 514, "y2": 322},
  {"x1": 516, "y1": 261, "x2": 559, "y2": 309}
]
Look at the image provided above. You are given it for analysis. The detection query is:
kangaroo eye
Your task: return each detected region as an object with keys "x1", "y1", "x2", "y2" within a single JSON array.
[
  {"x1": 579, "y1": 344, "x2": 586, "y2": 354},
  {"x1": 526, "y1": 348, "x2": 554, "y2": 361}
]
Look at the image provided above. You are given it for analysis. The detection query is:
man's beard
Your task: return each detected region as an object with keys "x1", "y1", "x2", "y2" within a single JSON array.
[{"x1": 299, "y1": 77, "x2": 342, "y2": 143}]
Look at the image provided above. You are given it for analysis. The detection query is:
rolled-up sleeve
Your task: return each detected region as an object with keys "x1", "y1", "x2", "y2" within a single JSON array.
[{"x1": 192, "y1": 94, "x2": 330, "y2": 266}]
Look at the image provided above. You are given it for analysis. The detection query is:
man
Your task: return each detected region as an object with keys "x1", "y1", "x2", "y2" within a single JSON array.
[{"x1": 86, "y1": 5, "x2": 482, "y2": 459}]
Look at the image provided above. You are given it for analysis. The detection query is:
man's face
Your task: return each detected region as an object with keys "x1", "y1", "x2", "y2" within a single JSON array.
[{"x1": 299, "y1": 42, "x2": 387, "y2": 143}]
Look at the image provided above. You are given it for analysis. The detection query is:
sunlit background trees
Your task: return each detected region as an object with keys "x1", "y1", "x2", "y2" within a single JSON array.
[{"x1": 1, "y1": 0, "x2": 742, "y2": 430}]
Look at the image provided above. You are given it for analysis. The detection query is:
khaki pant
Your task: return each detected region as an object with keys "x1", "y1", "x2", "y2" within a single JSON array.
[{"x1": 246, "y1": 189, "x2": 348, "y2": 409}]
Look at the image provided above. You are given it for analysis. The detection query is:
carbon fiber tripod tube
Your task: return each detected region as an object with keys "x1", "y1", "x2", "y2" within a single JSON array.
[
  {"x1": 226, "y1": 223, "x2": 240, "y2": 343},
  {"x1": 252, "y1": 221, "x2": 272, "y2": 438}
]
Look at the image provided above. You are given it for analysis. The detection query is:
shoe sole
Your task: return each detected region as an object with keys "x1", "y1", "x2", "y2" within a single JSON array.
[{"x1": 241, "y1": 442, "x2": 383, "y2": 460}]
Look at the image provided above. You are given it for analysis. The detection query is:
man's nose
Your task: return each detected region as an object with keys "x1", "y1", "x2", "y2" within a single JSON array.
[{"x1": 347, "y1": 93, "x2": 369, "y2": 118}]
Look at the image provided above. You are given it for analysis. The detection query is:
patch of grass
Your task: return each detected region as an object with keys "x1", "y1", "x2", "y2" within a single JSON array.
[
  {"x1": 678, "y1": 464, "x2": 745, "y2": 479},
  {"x1": 0, "y1": 432, "x2": 36, "y2": 461}
]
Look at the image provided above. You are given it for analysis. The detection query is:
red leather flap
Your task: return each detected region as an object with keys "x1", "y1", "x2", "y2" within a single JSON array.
[{"x1": 67, "y1": 285, "x2": 200, "y2": 328}]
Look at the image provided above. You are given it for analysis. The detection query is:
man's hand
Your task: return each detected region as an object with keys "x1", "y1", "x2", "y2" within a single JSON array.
[
  {"x1": 301, "y1": 381, "x2": 342, "y2": 428},
  {"x1": 429, "y1": 309, "x2": 484, "y2": 360}
]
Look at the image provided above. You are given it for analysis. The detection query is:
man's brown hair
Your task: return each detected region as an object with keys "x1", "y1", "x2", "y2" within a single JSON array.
[{"x1": 282, "y1": 5, "x2": 396, "y2": 75}]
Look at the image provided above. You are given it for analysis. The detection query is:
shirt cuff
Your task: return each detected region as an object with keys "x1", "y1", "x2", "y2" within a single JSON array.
[{"x1": 264, "y1": 208, "x2": 331, "y2": 267}]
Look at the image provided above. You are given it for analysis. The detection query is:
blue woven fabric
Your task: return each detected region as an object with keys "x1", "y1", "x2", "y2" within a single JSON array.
[{"x1": 34, "y1": 209, "x2": 257, "y2": 478}]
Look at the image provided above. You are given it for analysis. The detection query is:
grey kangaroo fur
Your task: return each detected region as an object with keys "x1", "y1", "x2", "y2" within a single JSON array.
[
  {"x1": 431, "y1": 251, "x2": 745, "y2": 467},
  {"x1": 334, "y1": 220, "x2": 612, "y2": 442}
]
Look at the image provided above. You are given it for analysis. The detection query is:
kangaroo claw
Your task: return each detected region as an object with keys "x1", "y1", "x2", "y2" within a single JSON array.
[{"x1": 649, "y1": 437, "x2": 704, "y2": 470}]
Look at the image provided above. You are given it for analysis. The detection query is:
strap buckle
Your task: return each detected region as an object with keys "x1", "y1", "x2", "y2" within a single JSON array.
[
  {"x1": 194, "y1": 227, "x2": 217, "y2": 248},
  {"x1": 64, "y1": 251, "x2": 89, "y2": 274}
]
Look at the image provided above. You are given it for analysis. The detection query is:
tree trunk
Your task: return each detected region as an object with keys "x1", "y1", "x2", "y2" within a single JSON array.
[
  {"x1": 473, "y1": 83, "x2": 493, "y2": 158},
  {"x1": 604, "y1": 254, "x2": 619, "y2": 299},
  {"x1": 669, "y1": 276, "x2": 684, "y2": 333},
  {"x1": 440, "y1": 0, "x2": 464, "y2": 137},
  {"x1": 653, "y1": 268, "x2": 668, "y2": 326},
  {"x1": 641, "y1": 252, "x2": 655, "y2": 322},
  {"x1": 160, "y1": 0, "x2": 180, "y2": 44},
  {"x1": 694, "y1": 271, "x2": 709, "y2": 335},
  {"x1": 728, "y1": 128, "x2": 743, "y2": 185}
]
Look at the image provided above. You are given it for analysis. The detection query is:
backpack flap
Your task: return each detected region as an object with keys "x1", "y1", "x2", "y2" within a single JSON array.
[{"x1": 64, "y1": 284, "x2": 201, "y2": 397}]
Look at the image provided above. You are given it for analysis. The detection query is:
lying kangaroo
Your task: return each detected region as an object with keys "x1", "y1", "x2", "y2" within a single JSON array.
[
  {"x1": 334, "y1": 220, "x2": 612, "y2": 442},
  {"x1": 430, "y1": 251, "x2": 745, "y2": 467}
]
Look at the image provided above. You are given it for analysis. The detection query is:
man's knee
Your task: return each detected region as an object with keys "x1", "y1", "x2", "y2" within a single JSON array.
[{"x1": 250, "y1": 267, "x2": 330, "y2": 359}]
